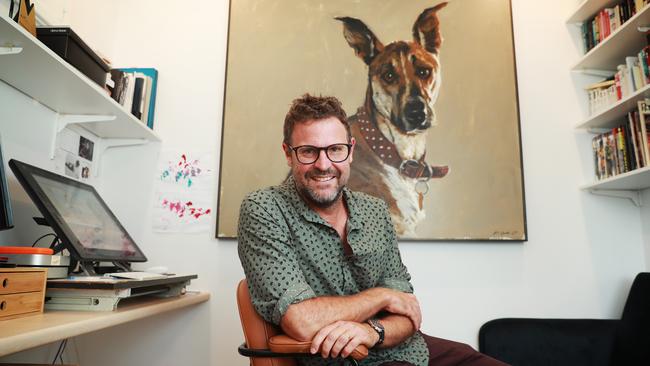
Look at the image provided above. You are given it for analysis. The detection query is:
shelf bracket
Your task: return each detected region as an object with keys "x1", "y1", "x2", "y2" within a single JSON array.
[
  {"x1": 0, "y1": 46, "x2": 23, "y2": 55},
  {"x1": 587, "y1": 127, "x2": 610, "y2": 134},
  {"x1": 56, "y1": 114, "x2": 116, "y2": 134},
  {"x1": 573, "y1": 69, "x2": 616, "y2": 77},
  {"x1": 50, "y1": 114, "x2": 117, "y2": 159},
  {"x1": 587, "y1": 189, "x2": 643, "y2": 206},
  {"x1": 94, "y1": 138, "x2": 149, "y2": 177},
  {"x1": 100, "y1": 138, "x2": 149, "y2": 152}
]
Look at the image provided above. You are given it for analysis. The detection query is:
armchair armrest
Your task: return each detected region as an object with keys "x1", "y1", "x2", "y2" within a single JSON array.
[
  {"x1": 479, "y1": 318, "x2": 618, "y2": 366},
  {"x1": 238, "y1": 335, "x2": 368, "y2": 365},
  {"x1": 269, "y1": 334, "x2": 369, "y2": 361}
]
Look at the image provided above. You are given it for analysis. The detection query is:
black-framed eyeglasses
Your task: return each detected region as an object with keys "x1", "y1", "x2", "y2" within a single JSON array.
[{"x1": 288, "y1": 143, "x2": 352, "y2": 164}]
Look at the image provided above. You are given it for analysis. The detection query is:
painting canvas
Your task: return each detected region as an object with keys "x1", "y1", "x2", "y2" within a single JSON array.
[{"x1": 217, "y1": 0, "x2": 526, "y2": 241}]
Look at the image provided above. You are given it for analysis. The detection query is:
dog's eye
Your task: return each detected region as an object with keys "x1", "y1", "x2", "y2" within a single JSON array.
[
  {"x1": 416, "y1": 67, "x2": 431, "y2": 79},
  {"x1": 382, "y1": 71, "x2": 396, "y2": 84}
]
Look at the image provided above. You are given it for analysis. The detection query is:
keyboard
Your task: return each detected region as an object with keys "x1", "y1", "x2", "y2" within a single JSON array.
[{"x1": 105, "y1": 271, "x2": 168, "y2": 280}]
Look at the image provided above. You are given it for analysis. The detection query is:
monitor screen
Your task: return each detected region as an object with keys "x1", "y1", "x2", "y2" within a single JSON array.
[
  {"x1": 9, "y1": 159, "x2": 147, "y2": 262},
  {"x1": 0, "y1": 135, "x2": 14, "y2": 231}
]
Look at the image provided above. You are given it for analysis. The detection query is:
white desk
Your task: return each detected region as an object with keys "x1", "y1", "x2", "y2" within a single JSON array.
[{"x1": 0, "y1": 291, "x2": 209, "y2": 356}]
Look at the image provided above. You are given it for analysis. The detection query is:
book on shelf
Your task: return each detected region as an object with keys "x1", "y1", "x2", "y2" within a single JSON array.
[
  {"x1": 586, "y1": 78, "x2": 617, "y2": 115},
  {"x1": 624, "y1": 118, "x2": 639, "y2": 171},
  {"x1": 107, "y1": 68, "x2": 158, "y2": 129},
  {"x1": 617, "y1": 127, "x2": 630, "y2": 172},
  {"x1": 580, "y1": 1, "x2": 649, "y2": 54},
  {"x1": 638, "y1": 99, "x2": 650, "y2": 166},
  {"x1": 590, "y1": 100, "x2": 650, "y2": 181},
  {"x1": 132, "y1": 76, "x2": 144, "y2": 120},
  {"x1": 629, "y1": 109, "x2": 643, "y2": 169}
]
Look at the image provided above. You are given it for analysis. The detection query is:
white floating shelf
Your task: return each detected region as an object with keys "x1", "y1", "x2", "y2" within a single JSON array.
[
  {"x1": 571, "y1": 4, "x2": 650, "y2": 72},
  {"x1": 0, "y1": 15, "x2": 161, "y2": 142},
  {"x1": 582, "y1": 166, "x2": 650, "y2": 191}
]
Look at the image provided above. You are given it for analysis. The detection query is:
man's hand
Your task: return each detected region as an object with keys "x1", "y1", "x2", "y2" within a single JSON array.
[
  {"x1": 384, "y1": 290, "x2": 422, "y2": 330},
  {"x1": 310, "y1": 320, "x2": 379, "y2": 359}
]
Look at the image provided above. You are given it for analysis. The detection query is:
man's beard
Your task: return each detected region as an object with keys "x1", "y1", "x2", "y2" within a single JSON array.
[{"x1": 295, "y1": 168, "x2": 345, "y2": 208}]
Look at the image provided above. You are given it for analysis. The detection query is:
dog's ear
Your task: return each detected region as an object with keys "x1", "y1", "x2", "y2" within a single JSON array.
[
  {"x1": 412, "y1": 2, "x2": 447, "y2": 55},
  {"x1": 335, "y1": 16, "x2": 384, "y2": 65}
]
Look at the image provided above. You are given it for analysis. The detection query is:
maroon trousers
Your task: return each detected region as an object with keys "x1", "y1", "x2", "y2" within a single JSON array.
[{"x1": 380, "y1": 333, "x2": 509, "y2": 366}]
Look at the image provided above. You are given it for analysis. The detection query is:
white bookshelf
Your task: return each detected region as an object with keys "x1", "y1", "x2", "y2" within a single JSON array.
[
  {"x1": 570, "y1": 3, "x2": 650, "y2": 72},
  {"x1": 569, "y1": 1, "x2": 650, "y2": 203},
  {"x1": 0, "y1": 15, "x2": 161, "y2": 143}
]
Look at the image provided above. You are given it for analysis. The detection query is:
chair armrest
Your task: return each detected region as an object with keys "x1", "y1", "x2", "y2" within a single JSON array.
[
  {"x1": 479, "y1": 318, "x2": 618, "y2": 366},
  {"x1": 269, "y1": 335, "x2": 369, "y2": 361}
]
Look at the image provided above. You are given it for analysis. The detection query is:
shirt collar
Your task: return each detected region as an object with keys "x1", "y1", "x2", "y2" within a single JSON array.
[{"x1": 281, "y1": 175, "x2": 326, "y2": 225}]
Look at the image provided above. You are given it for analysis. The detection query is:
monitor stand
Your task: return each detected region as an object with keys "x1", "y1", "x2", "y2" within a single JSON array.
[{"x1": 77, "y1": 260, "x2": 132, "y2": 276}]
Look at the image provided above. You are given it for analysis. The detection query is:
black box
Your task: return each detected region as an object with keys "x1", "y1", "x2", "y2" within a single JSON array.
[{"x1": 36, "y1": 27, "x2": 110, "y2": 87}]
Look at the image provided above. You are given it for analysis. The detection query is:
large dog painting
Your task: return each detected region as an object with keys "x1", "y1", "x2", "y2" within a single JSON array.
[{"x1": 218, "y1": 0, "x2": 526, "y2": 240}]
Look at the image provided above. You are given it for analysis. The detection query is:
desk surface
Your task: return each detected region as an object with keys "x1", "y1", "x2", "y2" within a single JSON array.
[{"x1": 0, "y1": 291, "x2": 209, "y2": 357}]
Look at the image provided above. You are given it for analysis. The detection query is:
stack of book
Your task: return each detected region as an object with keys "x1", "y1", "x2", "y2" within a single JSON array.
[
  {"x1": 586, "y1": 44, "x2": 650, "y2": 115},
  {"x1": 581, "y1": 0, "x2": 648, "y2": 54},
  {"x1": 108, "y1": 68, "x2": 158, "y2": 129},
  {"x1": 592, "y1": 99, "x2": 650, "y2": 180},
  {"x1": 586, "y1": 79, "x2": 617, "y2": 116}
]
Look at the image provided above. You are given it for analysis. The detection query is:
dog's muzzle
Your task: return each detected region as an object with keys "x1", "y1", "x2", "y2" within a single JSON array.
[{"x1": 403, "y1": 100, "x2": 431, "y2": 131}]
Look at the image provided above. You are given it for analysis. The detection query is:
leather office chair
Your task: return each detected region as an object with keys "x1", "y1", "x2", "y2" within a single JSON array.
[
  {"x1": 236, "y1": 279, "x2": 369, "y2": 366},
  {"x1": 478, "y1": 272, "x2": 650, "y2": 366}
]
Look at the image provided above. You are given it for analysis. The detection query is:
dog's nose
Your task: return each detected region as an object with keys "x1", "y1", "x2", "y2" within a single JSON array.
[{"x1": 404, "y1": 100, "x2": 426, "y2": 126}]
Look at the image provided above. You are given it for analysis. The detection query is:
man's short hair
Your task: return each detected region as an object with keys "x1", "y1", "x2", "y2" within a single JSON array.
[{"x1": 283, "y1": 94, "x2": 350, "y2": 145}]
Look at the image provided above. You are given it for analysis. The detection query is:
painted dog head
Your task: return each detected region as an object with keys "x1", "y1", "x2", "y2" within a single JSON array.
[{"x1": 336, "y1": 3, "x2": 447, "y2": 135}]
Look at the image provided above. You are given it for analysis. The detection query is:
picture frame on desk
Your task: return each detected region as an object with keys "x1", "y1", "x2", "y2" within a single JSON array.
[{"x1": 217, "y1": 0, "x2": 526, "y2": 241}]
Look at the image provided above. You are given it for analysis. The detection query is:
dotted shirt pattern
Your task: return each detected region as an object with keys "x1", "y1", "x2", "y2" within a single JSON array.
[{"x1": 237, "y1": 176, "x2": 429, "y2": 366}]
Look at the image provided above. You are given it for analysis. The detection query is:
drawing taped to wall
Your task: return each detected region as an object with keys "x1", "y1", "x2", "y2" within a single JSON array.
[{"x1": 153, "y1": 150, "x2": 214, "y2": 233}]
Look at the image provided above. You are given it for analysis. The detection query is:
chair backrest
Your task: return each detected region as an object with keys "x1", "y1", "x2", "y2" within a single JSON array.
[
  {"x1": 610, "y1": 272, "x2": 650, "y2": 365},
  {"x1": 236, "y1": 279, "x2": 296, "y2": 366}
]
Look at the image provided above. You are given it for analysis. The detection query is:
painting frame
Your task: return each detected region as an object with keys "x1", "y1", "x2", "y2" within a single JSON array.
[{"x1": 217, "y1": 0, "x2": 527, "y2": 241}]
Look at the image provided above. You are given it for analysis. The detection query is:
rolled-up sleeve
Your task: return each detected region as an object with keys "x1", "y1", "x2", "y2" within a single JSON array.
[
  {"x1": 237, "y1": 194, "x2": 316, "y2": 325},
  {"x1": 376, "y1": 202, "x2": 414, "y2": 294}
]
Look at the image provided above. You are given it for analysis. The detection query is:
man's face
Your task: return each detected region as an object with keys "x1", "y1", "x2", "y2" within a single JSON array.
[{"x1": 283, "y1": 117, "x2": 355, "y2": 208}]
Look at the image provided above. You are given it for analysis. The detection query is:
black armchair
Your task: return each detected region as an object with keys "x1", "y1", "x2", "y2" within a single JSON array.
[{"x1": 478, "y1": 272, "x2": 650, "y2": 366}]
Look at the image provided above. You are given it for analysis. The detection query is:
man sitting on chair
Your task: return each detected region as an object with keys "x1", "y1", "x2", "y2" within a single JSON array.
[{"x1": 237, "y1": 94, "x2": 507, "y2": 366}]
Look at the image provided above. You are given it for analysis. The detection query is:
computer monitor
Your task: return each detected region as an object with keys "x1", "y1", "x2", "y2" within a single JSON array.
[
  {"x1": 8, "y1": 159, "x2": 147, "y2": 265},
  {"x1": 0, "y1": 135, "x2": 14, "y2": 231}
]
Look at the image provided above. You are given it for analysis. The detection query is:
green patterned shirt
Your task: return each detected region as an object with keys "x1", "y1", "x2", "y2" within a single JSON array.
[{"x1": 237, "y1": 176, "x2": 429, "y2": 366}]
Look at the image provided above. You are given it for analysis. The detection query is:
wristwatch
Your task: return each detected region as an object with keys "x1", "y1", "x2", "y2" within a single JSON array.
[{"x1": 367, "y1": 318, "x2": 385, "y2": 346}]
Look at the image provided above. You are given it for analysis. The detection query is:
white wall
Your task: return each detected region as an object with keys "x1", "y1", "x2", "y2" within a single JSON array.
[
  {"x1": 641, "y1": 189, "x2": 650, "y2": 268},
  {"x1": 1, "y1": 0, "x2": 648, "y2": 365}
]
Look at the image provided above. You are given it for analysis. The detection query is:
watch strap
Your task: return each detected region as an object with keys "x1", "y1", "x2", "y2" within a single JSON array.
[{"x1": 367, "y1": 318, "x2": 385, "y2": 346}]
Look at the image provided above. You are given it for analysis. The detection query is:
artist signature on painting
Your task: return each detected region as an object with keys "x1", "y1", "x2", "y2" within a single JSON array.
[{"x1": 489, "y1": 230, "x2": 521, "y2": 240}]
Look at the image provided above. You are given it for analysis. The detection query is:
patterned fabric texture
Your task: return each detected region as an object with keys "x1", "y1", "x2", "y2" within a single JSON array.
[{"x1": 237, "y1": 176, "x2": 429, "y2": 366}]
